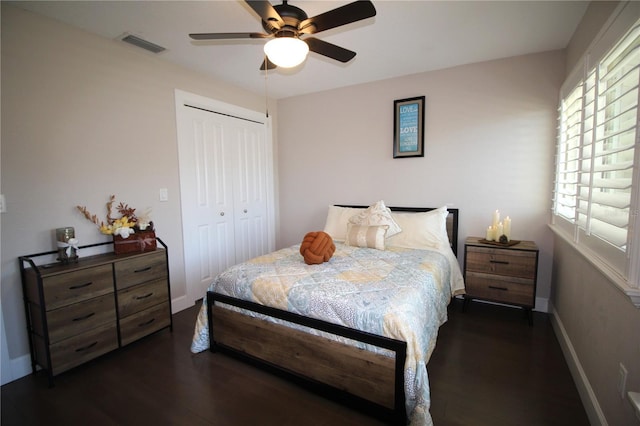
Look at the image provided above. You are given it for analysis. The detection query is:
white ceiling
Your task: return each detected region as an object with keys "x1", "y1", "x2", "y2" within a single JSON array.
[{"x1": 11, "y1": 0, "x2": 589, "y2": 99}]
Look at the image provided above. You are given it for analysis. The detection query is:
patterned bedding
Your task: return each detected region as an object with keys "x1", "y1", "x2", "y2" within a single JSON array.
[{"x1": 191, "y1": 242, "x2": 463, "y2": 425}]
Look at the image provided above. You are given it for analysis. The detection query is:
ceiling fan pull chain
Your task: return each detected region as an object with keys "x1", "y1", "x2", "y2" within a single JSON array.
[{"x1": 264, "y1": 54, "x2": 269, "y2": 118}]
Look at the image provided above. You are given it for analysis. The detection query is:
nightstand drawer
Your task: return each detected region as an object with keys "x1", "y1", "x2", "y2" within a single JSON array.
[
  {"x1": 42, "y1": 264, "x2": 114, "y2": 310},
  {"x1": 119, "y1": 302, "x2": 171, "y2": 346},
  {"x1": 465, "y1": 272, "x2": 534, "y2": 306},
  {"x1": 114, "y1": 251, "x2": 167, "y2": 290},
  {"x1": 117, "y1": 278, "x2": 169, "y2": 318},
  {"x1": 46, "y1": 294, "x2": 116, "y2": 343},
  {"x1": 50, "y1": 322, "x2": 118, "y2": 375},
  {"x1": 465, "y1": 246, "x2": 536, "y2": 278}
]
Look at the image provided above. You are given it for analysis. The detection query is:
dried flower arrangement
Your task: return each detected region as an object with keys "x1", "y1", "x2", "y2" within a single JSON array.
[{"x1": 77, "y1": 195, "x2": 153, "y2": 239}]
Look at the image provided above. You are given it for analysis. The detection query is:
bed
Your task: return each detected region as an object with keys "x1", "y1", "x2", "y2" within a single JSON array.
[{"x1": 191, "y1": 203, "x2": 464, "y2": 425}]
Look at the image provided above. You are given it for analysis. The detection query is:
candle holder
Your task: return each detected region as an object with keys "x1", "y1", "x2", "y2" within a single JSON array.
[
  {"x1": 479, "y1": 238, "x2": 521, "y2": 247},
  {"x1": 55, "y1": 227, "x2": 79, "y2": 264}
]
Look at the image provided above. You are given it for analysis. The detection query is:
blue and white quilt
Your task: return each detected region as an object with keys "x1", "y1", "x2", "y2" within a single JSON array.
[{"x1": 191, "y1": 242, "x2": 463, "y2": 425}]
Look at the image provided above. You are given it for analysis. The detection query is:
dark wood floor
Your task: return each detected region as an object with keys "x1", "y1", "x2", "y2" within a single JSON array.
[{"x1": 2, "y1": 298, "x2": 589, "y2": 426}]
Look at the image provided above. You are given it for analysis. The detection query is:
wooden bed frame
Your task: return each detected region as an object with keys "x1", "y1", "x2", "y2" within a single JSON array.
[{"x1": 206, "y1": 207, "x2": 459, "y2": 424}]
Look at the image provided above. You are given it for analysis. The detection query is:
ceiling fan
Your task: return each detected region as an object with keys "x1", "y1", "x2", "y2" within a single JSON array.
[{"x1": 189, "y1": 0, "x2": 376, "y2": 70}]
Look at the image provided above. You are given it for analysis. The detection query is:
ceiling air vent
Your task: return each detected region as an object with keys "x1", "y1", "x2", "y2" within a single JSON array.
[{"x1": 121, "y1": 34, "x2": 166, "y2": 54}]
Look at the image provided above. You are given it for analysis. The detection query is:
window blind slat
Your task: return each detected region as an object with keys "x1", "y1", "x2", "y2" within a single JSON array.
[
  {"x1": 553, "y1": 16, "x2": 639, "y2": 258},
  {"x1": 591, "y1": 177, "x2": 633, "y2": 189}
]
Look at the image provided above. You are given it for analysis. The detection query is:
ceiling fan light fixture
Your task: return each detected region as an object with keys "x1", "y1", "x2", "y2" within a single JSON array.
[{"x1": 264, "y1": 37, "x2": 309, "y2": 68}]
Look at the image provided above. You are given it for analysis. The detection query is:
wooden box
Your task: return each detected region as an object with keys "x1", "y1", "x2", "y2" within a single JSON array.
[{"x1": 113, "y1": 231, "x2": 157, "y2": 255}]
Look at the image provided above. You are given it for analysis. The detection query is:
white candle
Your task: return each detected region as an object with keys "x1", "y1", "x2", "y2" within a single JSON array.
[
  {"x1": 503, "y1": 216, "x2": 511, "y2": 240},
  {"x1": 486, "y1": 226, "x2": 493, "y2": 241},
  {"x1": 497, "y1": 222, "x2": 504, "y2": 240},
  {"x1": 492, "y1": 210, "x2": 500, "y2": 229}
]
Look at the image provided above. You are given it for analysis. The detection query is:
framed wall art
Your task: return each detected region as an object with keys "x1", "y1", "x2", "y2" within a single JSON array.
[{"x1": 393, "y1": 96, "x2": 425, "y2": 158}]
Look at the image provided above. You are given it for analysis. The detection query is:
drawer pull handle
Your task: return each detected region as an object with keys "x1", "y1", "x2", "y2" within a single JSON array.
[
  {"x1": 75, "y1": 341, "x2": 98, "y2": 352},
  {"x1": 69, "y1": 281, "x2": 93, "y2": 290},
  {"x1": 72, "y1": 312, "x2": 95, "y2": 322},
  {"x1": 490, "y1": 260, "x2": 510, "y2": 265},
  {"x1": 489, "y1": 285, "x2": 508, "y2": 291},
  {"x1": 134, "y1": 266, "x2": 152, "y2": 273},
  {"x1": 135, "y1": 293, "x2": 154, "y2": 300},
  {"x1": 138, "y1": 318, "x2": 155, "y2": 327}
]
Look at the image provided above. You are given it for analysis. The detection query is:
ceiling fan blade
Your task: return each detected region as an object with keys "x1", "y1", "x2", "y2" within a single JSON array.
[
  {"x1": 299, "y1": 0, "x2": 376, "y2": 34},
  {"x1": 260, "y1": 57, "x2": 277, "y2": 71},
  {"x1": 246, "y1": 0, "x2": 284, "y2": 31},
  {"x1": 189, "y1": 32, "x2": 271, "y2": 40},
  {"x1": 305, "y1": 37, "x2": 356, "y2": 63}
]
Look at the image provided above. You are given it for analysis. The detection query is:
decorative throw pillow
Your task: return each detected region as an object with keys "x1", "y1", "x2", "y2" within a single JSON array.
[
  {"x1": 345, "y1": 224, "x2": 388, "y2": 250},
  {"x1": 386, "y1": 206, "x2": 450, "y2": 250},
  {"x1": 300, "y1": 231, "x2": 336, "y2": 265},
  {"x1": 323, "y1": 205, "x2": 365, "y2": 242},
  {"x1": 348, "y1": 200, "x2": 402, "y2": 238}
]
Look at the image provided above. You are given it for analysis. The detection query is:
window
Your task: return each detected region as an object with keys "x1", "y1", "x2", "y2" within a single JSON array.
[{"x1": 553, "y1": 15, "x2": 640, "y2": 297}]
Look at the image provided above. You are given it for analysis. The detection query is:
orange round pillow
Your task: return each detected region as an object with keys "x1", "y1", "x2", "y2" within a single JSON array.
[{"x1": 299, "y1": 231, "x2": 335, "y2": 265}]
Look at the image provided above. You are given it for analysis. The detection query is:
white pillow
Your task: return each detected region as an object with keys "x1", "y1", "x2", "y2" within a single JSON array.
[
  {"x1": 323, "y1": 205, "x2": 365, "y2": 242},
  {"x1": 386, "y1": 206, "x2": 449, "y2": 250},
  {"x1": 348, "y1": 200, "x2": 402, "y2": 238},
  {"x1": 345, "y1": 224, "x2": 388, "y2": 250}
]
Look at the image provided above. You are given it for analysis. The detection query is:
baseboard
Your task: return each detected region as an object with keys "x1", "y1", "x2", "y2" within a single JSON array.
[
  {"x1": 455, "y1": 295, "x2": 549, "y2": 313},
  {"x1": 549, "y1": 303, "x2": 607, "y2": 426},
  {"x1": 535, "y1": 297, "x2": 548, "y2": 313},
  {"x1": 171, "y1": 294, "x2": 193, "y2": 314},
  {"x1": 1, "y1": 354, "x2": 33, "y2": 386}
]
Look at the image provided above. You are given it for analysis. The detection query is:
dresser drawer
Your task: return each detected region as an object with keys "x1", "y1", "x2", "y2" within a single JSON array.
[
  {"x1": 117, "y1": 279, "x2": 169, "y2": 318},
  {"x1": 465, "y1": 246, "x2": 536, "y2": 279},
  {"x1": 50, "y1": 322, "x2": 118, "y2": 375},
  {"x1": 114, "y1": 251, "x2": 167, "y2": 290},
  {"x1": 46, "y1": 294, "x2": 116, "y2": 343},
  {"x1": 42, "y1": 264, "x2": 114, "y2": 310},
  {"x1": 120, "y1": 302, "x2": 171, "y2": 346},
  {"x1": 465, "y1": 272, "x2": 534, "y2": 307}
]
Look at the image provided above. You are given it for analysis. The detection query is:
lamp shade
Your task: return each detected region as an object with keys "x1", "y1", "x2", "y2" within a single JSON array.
[{"x1": 264, "y1": 37, "x2": 309, "y2": 68}]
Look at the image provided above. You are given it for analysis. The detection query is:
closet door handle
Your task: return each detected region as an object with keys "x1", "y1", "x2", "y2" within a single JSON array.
[
  {"x1": 243, "y1": 209, "x2": 248, "y2": 213},
  {"x1": 220, "y1": 212, "x2": 225, "y2": 216}
]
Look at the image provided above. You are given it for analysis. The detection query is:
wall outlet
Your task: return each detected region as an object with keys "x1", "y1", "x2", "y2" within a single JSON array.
[
  {"x1": 619, "y1": 363, "x2": 628, "y2": 399},
  {"x1": 0, "y1": 194, "x2": 6, "y2": 213}
]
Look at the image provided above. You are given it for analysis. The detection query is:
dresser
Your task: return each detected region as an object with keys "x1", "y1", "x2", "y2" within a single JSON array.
[
  {"x1": 463, "y1": 236, "x2": 538, "y2": 325},
  {"x1": 19, "y1": 239, "x2": 172, "y2": 386}
]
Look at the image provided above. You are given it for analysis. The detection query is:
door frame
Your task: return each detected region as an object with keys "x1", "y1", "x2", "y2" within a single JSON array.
[{"x1": 174, "y1": 89, "x2": 276, "y2": 308}]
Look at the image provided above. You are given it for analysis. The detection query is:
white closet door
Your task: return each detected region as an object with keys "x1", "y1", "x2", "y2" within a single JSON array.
[
  {"x1": 176, "y1": 91, "x2": 274, "y2": 306},
  {"x1": 178, "y1": 108, "x2": 236, "y2": 302},
  {"x1": 231, "y1": 122, "x2": 270, "y2": 264}
]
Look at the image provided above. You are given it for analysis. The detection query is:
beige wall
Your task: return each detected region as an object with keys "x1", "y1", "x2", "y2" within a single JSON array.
[
  {"x1": 565, "y1": 1, "x2": 620, "y2": 73},
  {"x1": 0, "y1": 5, "x2": 276, "y2": 382},
  {"x1": 277, "y1": 50, "x2": 564, "y2": 309},
  {"x1": 550, "y1": 2, "x2": 640, "y2": 426},
  {"x1": 552, "y1": 237, "x2": 640, "y2": 426}
]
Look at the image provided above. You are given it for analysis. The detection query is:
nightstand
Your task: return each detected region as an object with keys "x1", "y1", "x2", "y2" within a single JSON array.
[{"x1": 463, "y1": 236, "x2": 538, "y2": 325}]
